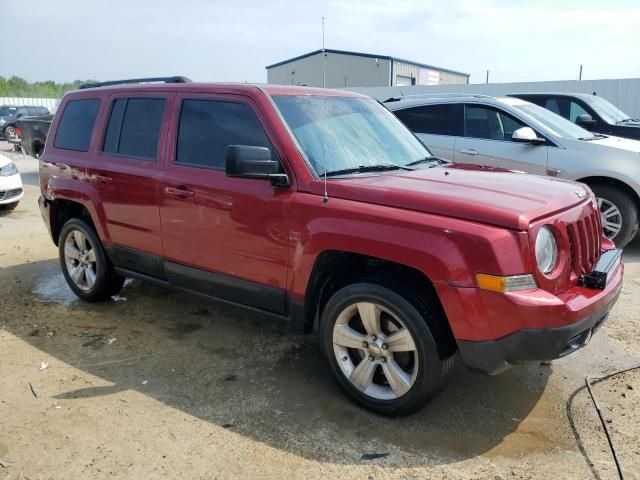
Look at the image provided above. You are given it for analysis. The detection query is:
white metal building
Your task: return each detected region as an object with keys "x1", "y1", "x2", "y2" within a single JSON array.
[{"x1": 265, "y1": 49, "x2": 469, "y2": 88}]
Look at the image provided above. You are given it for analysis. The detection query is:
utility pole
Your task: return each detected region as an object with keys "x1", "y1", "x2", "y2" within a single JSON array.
[
  {"x1": 579, "y1": 64, "x2": 583, "y2": 81},
  {"x1": 486, "y1": 70, "x2": 489, "y2": 84}
]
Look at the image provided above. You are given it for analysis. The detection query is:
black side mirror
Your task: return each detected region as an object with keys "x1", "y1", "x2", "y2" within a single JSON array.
[
  {"x1": 225, "y1": 145, "x2": 289, "y2": 187},
  {"x1": 575, "y1": 114, "x2": 596, "y2": 129}
]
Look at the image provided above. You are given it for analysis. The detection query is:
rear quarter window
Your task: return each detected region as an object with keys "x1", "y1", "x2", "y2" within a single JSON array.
[
  {"x1": 394, "y1": 104, "x2": 463, "y2": 136},
  {"x1": 54, "y1": 99, "x2": 101, "y2": 151}
]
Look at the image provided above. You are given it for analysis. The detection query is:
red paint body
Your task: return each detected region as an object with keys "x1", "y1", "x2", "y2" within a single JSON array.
[{"x1": 39, "y1": 83, "x2": 623, "y2": 345}]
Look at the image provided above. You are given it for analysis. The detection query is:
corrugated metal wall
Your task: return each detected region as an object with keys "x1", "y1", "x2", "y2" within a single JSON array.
[
  {"x1": 348, "y1": 78, "x2": 640, "y2": 118},
  {"x1": 393, "y1": 61, "x2": 468, "y2": 86},
  {"x1": 0, "y1": 97, "x2": 59, "y2": 112}
]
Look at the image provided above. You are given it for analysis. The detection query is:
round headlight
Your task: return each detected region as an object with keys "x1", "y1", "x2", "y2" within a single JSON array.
[{"x1": 535, "y1": 226, "x2": 558, "y2": 274}]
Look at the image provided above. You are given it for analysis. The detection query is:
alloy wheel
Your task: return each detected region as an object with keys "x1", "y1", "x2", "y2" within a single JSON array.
[
  {"x1": 597, "y1": 197, "x2": 623, "y2": 240},
  {"x1": 332, "y1": 302, "x2": 419, "y2": 400},
  {"x1": 63, "y1": 229, "x2": 97, "y2": 291}
]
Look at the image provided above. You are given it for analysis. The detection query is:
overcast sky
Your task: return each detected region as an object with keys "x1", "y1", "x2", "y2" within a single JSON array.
[{"x1": 2, "y1": 0, "x2": 639, "y2": 85}]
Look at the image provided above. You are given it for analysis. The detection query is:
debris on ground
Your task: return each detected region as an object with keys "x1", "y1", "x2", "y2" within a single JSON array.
[
  {"x1": 0, "y1": 457, "x2": 12, "y2": 468},
  {"x1": 38, "y1": 362, "x2": 48, "y2": 372},
  {"x1": 361, "y1": 453, "x2": 389, "y2": 460},
  {"x1": 224, "y1": 374, "x2": 237, "y2": 382},
  {"x1": 107, "y1": 337, "x2": 117, "y2": 345},
  {"x1": 141, "y1": 380, "x2": 149, "y2": 385},
  {"x1": 29, "y1": 382, "x2": 41, "y2": 398}
]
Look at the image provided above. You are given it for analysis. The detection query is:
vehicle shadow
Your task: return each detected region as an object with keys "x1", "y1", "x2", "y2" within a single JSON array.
[{"x1": 1, "y1": 259, "x2": 552, "y2": 466}]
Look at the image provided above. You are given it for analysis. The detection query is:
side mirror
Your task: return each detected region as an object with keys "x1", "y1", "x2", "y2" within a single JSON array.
[
  {"x1": 512, "y1": 127, "x2": 546, "y2": 145},
  {"x1": 225, "y1": 145, "x2": 289, "y2": 187},
  {"x1": 575, "y1": 114, "x2": 596, "y2": 129}
]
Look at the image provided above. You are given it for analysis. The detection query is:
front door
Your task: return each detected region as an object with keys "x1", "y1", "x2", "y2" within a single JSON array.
[
  {"x1": 159, "y1": 94, "x2": 291, "y2": 313},
  {"x1": 454, "y1": 104, "x2": 548, "y2": 175}
]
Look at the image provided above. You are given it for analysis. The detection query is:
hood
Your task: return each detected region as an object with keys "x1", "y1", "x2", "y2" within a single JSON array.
[
  {"x1": 324, "y1": 165, "x2": 589, "y2": 230},
  {"x1": 589, "y1": 134, "x2": 640, "y2": 153},
  {"x1": 0, "y1": 154, "x2": 12, "y2": 168}
]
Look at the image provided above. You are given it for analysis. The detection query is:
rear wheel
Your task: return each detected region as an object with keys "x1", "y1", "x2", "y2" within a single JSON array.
[
  {"x1": 320, "y1": 282, "x2": 453, "y2": 416},
  {"x1": 4, "y1": 125, "x2": 16, "y2": 138},
  {"x1": 590, "y1": 184, "x2": 638, "y2": 248},
  {"x1": 59, "y1": 218, "x2": 125, "y2": 301}
]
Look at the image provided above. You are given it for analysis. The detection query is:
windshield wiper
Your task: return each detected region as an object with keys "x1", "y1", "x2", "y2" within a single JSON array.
[
  {"x1": 323, "y1": 163, "x2": 413, "y2": 177},
  {"x1": 406, "y1": 156, "x2": 449, "y2": 167},
  {"x1": 618, "y1": 118, "x2": 640, "y2": 124}
]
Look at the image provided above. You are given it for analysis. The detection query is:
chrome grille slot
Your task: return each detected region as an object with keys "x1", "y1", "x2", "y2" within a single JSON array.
[{"x1": 566, "y1": 206, "x2": 602, "y2": 277}]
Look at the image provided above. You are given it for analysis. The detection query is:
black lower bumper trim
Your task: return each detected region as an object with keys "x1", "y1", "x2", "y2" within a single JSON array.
[{"x1": 457, "y1": 293, "x2": 620, "y2": 375}]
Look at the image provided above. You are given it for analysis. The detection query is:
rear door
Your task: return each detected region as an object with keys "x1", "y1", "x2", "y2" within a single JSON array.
[
  {"x1": 454, "y1": 104, "x2": 548, "y2": 174},
  {"x1": 393, "y1": 103, "x2": 462, "y2": 160},
  {"x1": 89, "y1": 93, "x2": 173, "y2": 276},
  {"x1": 159, "y1": 93, "x2": 291, "y2": 313}
]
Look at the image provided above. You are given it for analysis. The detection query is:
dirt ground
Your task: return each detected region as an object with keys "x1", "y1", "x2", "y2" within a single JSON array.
[{"x1": 0, "y1": 141, "x2": 639, "y2": 480}]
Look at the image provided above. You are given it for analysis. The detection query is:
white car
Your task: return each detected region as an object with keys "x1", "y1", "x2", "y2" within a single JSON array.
[
  {"x1": 0, "y1": 154, "x2": 23, "y2": 210},
  {"x1": 387, "y1": 95, "x2": 640, "y2": 247}
]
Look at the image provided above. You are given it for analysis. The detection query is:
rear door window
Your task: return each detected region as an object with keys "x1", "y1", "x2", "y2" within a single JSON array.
[
  {"x1": 394, "y1": 104, "x2": 463, "y2": 136},
  {"x1": 103, "y1": 97, "x2": 166, "y2": 160},
  {"x1": 175, "y1": 99, "x2": 275, "y2": 170},
  {"x1": 54, "y1": 99, "x2": 101, "y2": 151}
]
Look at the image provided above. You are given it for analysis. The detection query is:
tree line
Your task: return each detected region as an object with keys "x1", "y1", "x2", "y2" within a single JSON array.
[{"x1": 0, "y1": 76, "x2": 96, "y2": 98}]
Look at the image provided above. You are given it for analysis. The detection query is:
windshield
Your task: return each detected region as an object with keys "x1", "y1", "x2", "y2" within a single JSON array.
[
  {"x1": 581, "y1": 95, "x2": 631, "y2": 124},
  {"x1": 272, "y1": 95, "x2": 432, "y2": 176},
  {"x1": 513, "y1": 102, "x2": 595, "y2": 140},
  {"x1": 0, "y1": 106, "x2": 17, "y2": 116}
]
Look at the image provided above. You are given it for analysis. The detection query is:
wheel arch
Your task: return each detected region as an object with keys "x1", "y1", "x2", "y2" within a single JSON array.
[
  {"x1": 577, "y1": 175, "x2": 640, "y2": 210},
  {"x1": 303, "y1": 250, "x2": 457, "y2": 358}
]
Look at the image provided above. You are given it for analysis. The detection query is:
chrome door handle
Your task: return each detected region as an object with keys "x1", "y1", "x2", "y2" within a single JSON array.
[
  {"x1": 459, "y1": 148, "x2": 479, "y2": 156},
  {"x1": 165, "y1": 186, "x2": 195, "y2": 198}
]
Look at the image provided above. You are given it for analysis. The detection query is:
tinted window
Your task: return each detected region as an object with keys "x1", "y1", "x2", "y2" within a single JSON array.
[
  {"x1": 569, "y1": 101, "x2": 589, "y2": 122},
  {"x1": 176, "y1": 99, "x2": 274, "y2": 169},
  {"x1": 465, "y1": 105, "x2": 525, "y2": 141},
  {"x1": 54, "y1": 99, "x2": 101, "y2": 151},
  {"x1": 395, "y1": 104, "x2": 462, "y2": 136},
  {"x1": 103, "y1": 98, "x2": 165, "y2": 160}
]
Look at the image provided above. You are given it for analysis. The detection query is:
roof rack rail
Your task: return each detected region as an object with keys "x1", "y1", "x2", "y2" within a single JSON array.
[
  {"x1": 79, "y1": 76, "x2": 192, "y2": 89},
  {"x1": 383, "y1": 93, "x2": 492, "y2": 103}
]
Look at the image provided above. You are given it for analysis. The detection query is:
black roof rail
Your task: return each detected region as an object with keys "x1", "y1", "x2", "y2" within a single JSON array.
[
  {"x1": 79, "y1": 76, "x2": 192, "y2": 89},
  {"x1": 383, "y1": 93, "x2": 492, "y2": 103}
]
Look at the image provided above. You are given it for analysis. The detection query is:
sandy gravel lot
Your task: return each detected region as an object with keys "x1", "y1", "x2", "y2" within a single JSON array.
[{"x1": 0, "y1": 142, "x2": 638, "y2": 479}]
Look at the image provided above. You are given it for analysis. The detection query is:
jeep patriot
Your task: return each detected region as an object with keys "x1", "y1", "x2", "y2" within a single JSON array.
[{"x1": 38, "y1": 77, "x2": 623, "y2": 415}]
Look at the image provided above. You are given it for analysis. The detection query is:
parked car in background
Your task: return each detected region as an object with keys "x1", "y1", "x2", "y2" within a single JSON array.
[
  {"x1": 0, "y1": 154, "x2": 23, "y2": 210},
  {"x1": 387, "y1": 94, "x2": 640, "y2": 247},
  {"x1": 0, "y1": 105, "x2": 50, "y2": 140},
  {"x1": 38, "y1": 78, "x2": 622, "y2": 415},
  {"x1": 16, "y1": 113, "x2": 54, "y2": 158},
  {"x1": 509, "y1": 92, "x2": 640, "y2": 141}
]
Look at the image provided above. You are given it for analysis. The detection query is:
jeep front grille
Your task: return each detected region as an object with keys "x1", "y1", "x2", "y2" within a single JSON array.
[{"x1": 566, "y1": 208, "x2": 601, "y2": 277}]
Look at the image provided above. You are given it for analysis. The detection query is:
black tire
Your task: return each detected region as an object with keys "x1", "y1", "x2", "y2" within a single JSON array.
[
  {"x1": 590, "y1": 184, "x2": 638, "y2": 248},
  {"x1": 58, "y1": 218, "x2": 125, "y2": 302},
  {"x1": 0, "y1": 201, "x2": 18, "y2": 211},
  {"x1": 320, "y1": 282, "x2": 453, "y2": 416}
]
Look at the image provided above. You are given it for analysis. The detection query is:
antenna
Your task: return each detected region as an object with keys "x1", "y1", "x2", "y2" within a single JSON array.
[{"x1": 322, "y1": 16, "x2": 329, "y2": 203}]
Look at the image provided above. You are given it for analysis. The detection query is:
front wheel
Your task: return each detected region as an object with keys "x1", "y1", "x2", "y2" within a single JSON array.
[
  {"x1": 320, "y1": 283, "x2": 453, "y2": 416},
  {"x1": 590, "y1": 184, "x2": 638, "y2": 248},
  {"x1": 59, "y1": 218, "x2": 125, "y2": 301}
]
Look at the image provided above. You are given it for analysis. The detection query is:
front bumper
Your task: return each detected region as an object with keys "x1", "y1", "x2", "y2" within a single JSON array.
[
  {"x1": 457, "y1": 293, "x2": 619, "y2": 375},
  {"x1": 452, "y1": 259, "x2": 623, "y2": 375},
  {"x1": 0, "y1": 173, "x2": 24, "y2": 205}
]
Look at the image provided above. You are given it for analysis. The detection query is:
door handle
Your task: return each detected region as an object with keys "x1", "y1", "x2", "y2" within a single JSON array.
[
  {"x1": 94, "y1": 174, "x2": 112, "y2": 183},
  {"x1": 459, "y1": 148, "x2": 479, "y2": 156},
  {"x1": 165, "y1": 186, "x2": 195, "y2": 198}
]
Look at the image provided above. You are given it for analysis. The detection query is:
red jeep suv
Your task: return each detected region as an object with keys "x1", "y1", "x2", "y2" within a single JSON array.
[{"x1": 39, "y1": 77, "x2": 623, "y2": 415}]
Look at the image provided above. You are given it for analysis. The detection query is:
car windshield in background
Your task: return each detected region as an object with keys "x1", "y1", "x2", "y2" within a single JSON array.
[
  {"x1": 582, "y1": 95, "x2": 633, "y2": 124},
  {"x1": 0, "y1": 107, "x2": 17, "y2": 116},
  {"x1": 513, "y1": 102, "x2": 595, "y2": 140},
  {"x1": 272, "y1": 95, "x2": 432, "y2": 177}
]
